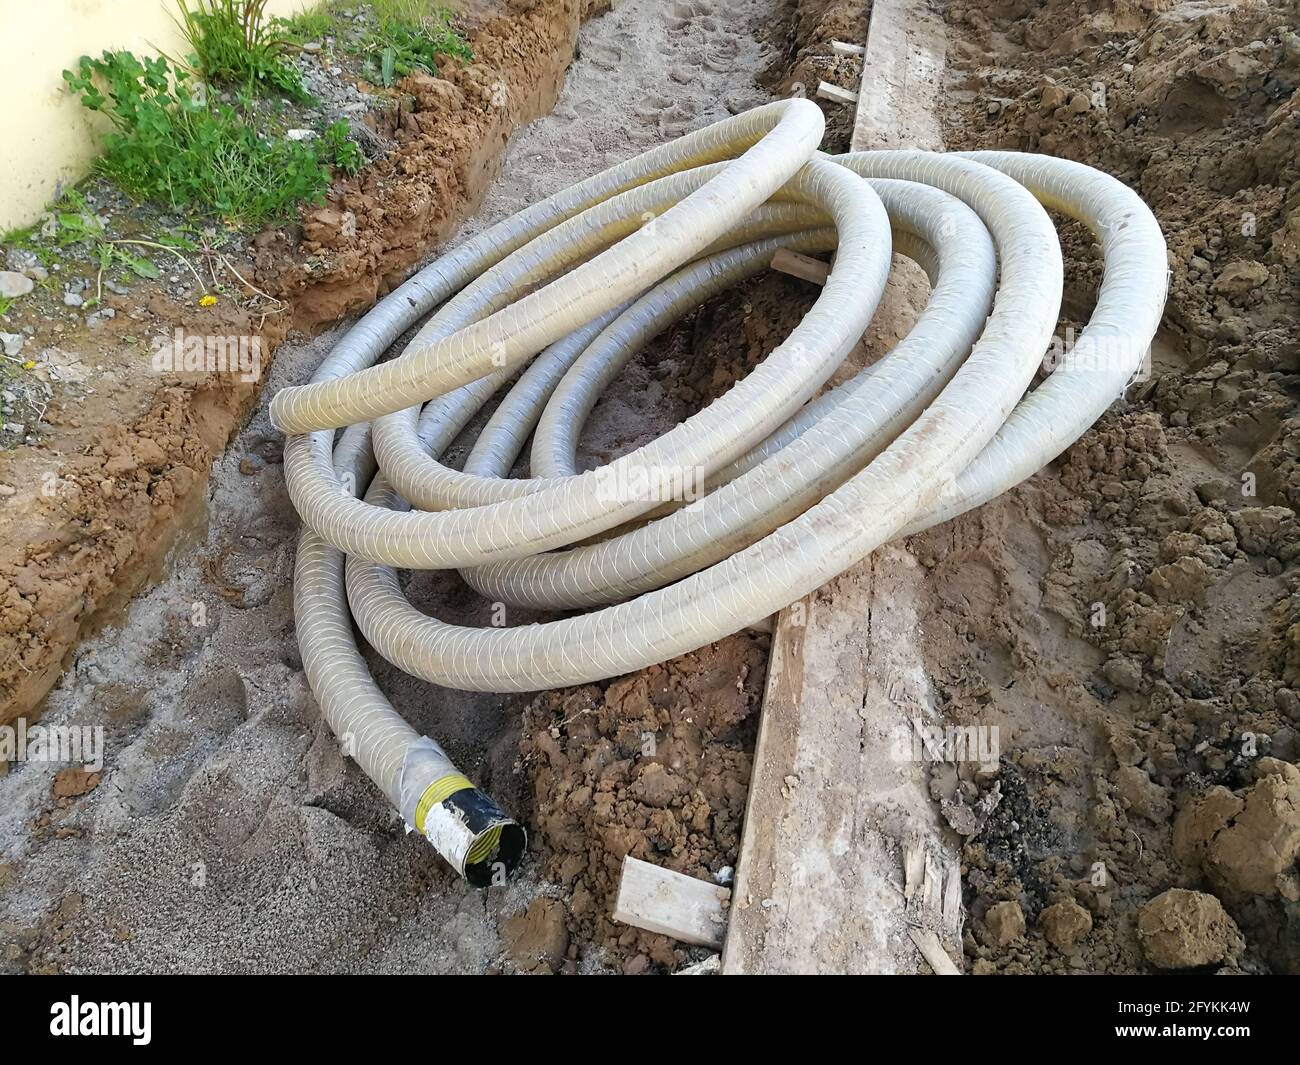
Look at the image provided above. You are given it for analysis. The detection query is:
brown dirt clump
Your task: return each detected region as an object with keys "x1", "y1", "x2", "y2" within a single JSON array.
[
  {"x1": 500, "y1": 896, "x2": 572, "y2": 974},
  {"x1": 0, "y1": 0, "x2": 584, "y2": 730},
  {"x1": 1173, "y1": 758, "x2": 1300, "y2": 901},
  {"x1": 1137, "y1": 888, "x2": 1243, "y2": 970},
  {"x1": 518, "y1": 634, "x2": 767, "y2": 973}
]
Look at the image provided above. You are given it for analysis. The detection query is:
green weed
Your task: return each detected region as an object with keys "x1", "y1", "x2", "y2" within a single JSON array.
[
  {"x1": 273, "y1": 8, "x2": 334, "y2": 46},
  {"x1": 353, "y1": 4, "x2": 473, "y2": 87},
  {"x1": 50, "y1": 190, "x2": 162, "y2": 286},
  {"x1": 64, "y1": 51, "x2": 362, "y2": 227}
]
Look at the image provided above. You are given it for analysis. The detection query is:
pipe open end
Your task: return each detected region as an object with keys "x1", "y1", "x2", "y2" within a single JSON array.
[{"x1": 464, "y1": 820, "x2": 527, "y2": 887}]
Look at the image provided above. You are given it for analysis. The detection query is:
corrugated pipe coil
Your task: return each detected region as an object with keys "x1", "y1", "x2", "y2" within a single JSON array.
[{"x1": 272, "y1": 100, "x2": 1168, "y2": 882}]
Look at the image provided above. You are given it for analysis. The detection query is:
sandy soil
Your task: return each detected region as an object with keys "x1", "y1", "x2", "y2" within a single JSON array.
[{"x1": 0, "y1": 0, "x2": 815, "y2": 975}]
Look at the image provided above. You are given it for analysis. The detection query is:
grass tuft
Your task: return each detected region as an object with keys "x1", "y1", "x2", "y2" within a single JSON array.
[
  {"x1": 354, "y1": 3, "x2": 473, "y2": 87},
  {"x1": 174, "y1": 0, "x2": 309, "y2": 101}
]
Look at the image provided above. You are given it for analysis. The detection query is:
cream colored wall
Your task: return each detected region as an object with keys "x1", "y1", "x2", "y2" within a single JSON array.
[{"x1": 0, "y1": 0, "x2": 318, "y2": 232}]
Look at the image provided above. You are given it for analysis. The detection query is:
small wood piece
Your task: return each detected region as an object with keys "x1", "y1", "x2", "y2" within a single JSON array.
[
  {"x1": 903, "y1": 838, "x2": 926, "y2": 901},
  {"x1": 909, "y1": 929, "x2": 962, "y2": 975},
  {"x1": 831, "y1": 40, "x2": 865, "y2": 56},
  {"x1": 613, "y1": 856, "x2": 729, "y2": 947},
  {"x1": 942, "y1": 862, "x2": 964, "y2": 935},
  {"x1": 771, "y1": 248, "x2": 830, "y2": 286},
  {"x1": 815, "y1": 81, "x2": 859, "y2": 105}
]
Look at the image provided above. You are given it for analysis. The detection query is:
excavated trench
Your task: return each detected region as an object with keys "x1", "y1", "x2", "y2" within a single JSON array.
[{"x1": 2, "y1": 0, "x2": 1298, "y2": 976}]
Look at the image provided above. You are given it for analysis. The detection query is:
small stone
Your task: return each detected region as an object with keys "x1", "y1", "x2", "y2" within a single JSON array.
[
  {"x1": 1276, "y1": 688, "x2": 1300, "y2": 720},
  {"x1": 1068, "y1": 92, "x2": 1091, "y2": 113},
  {"x1": 239, "y1": 455, "x2": 265, "y2": 476},
  {"x1": 1040, "y1": 898, "x2": 1092, "y2": 951},
  {"x1": 1040, "y1": 79, "x2": 1069, "y2": 112},
  {"x1": 5, "y1": 249, "x2": 37, "y2": 272},
  {"x1": 63, "y1": 290, "x2": 84, "y2": 308},
  {"x1": 675, "y1": 954, "x2": 720, "y2": 975},
  {"x1": 285, "y1": 128, "x2": 318, "y2": 141},
  {"x1": 0, "y1": 483, "x2": 16, "y2": 497},
  {"x1": 0, "y1": 271, "x2": 35, "y2": 299},
  {"x1": 0, "y1": 333, "x2": 23, "y2": 357}
]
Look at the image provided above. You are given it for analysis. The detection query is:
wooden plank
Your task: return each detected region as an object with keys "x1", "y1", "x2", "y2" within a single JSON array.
[
  {"x1": 771, "y1": 248, "x2": 830, "y2": 286},
  {"x1": 815, "y1": 81, "x2": 859, "y2": 105},
  {"x1": 850, "y1": 0, "x2": 946, "y2": 152},
  {"x1": 612, "y1": 856, "x2": 729, "y2": 947},
  {"x1": 722, "y1": 0, "x2": 958, "y2": 976}
]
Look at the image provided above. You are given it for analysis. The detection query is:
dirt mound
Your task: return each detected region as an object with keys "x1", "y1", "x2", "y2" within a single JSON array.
[
  {"x1": 518, "y1": 634, "x2": 767, "y2": 973},
  {"x1": 936, "y1": 0, "x2": 1300, "y2": 974}
]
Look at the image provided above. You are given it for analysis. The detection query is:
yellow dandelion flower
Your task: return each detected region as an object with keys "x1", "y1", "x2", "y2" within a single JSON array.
[
  {"x1": 199, "y1": 294, "x2": 218, "y2": 307},
  {"x1": 22, "y1": 360, "x2": 36, "y2": 370}
]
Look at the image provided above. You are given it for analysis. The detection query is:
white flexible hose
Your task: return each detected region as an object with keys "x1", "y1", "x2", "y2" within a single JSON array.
[{"x1": 275, "y1": 101, "x2": 1167, "y2": 878}]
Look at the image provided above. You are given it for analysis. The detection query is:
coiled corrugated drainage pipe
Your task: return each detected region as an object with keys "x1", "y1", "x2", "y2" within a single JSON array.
[{"x1": 274, "y1": 100, "x2": 1167, "y2": 883}]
